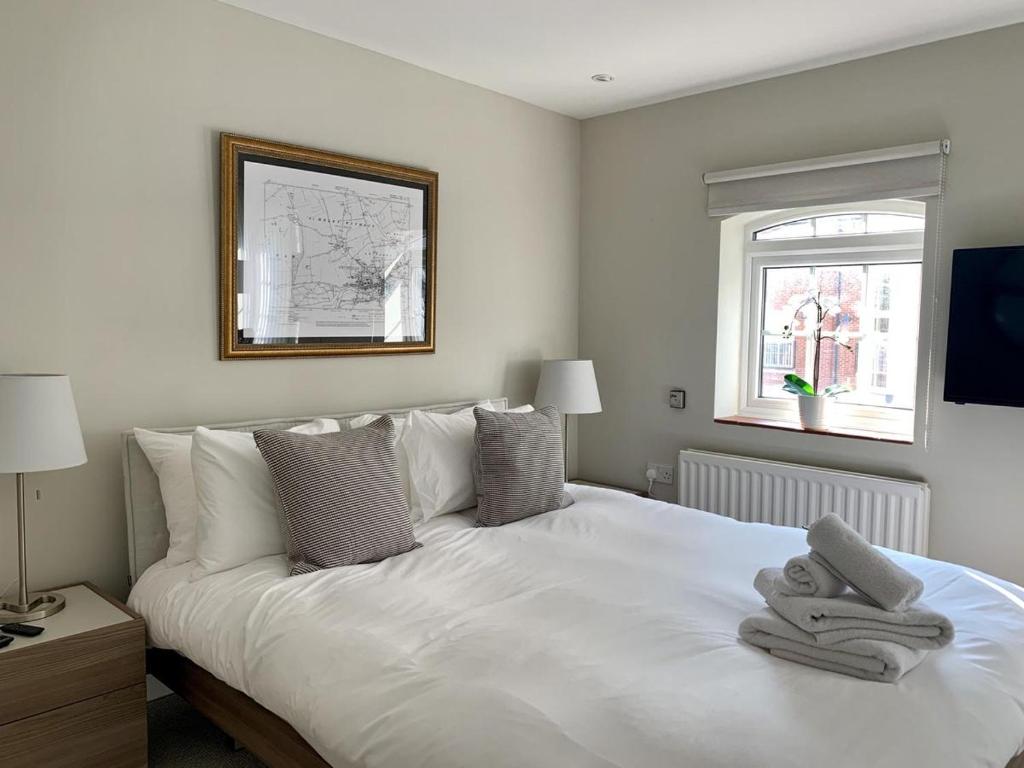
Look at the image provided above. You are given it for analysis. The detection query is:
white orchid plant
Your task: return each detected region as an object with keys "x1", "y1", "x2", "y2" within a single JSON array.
[{"x1": 780, "y1": 292, "x2": 852, "y2": 398}]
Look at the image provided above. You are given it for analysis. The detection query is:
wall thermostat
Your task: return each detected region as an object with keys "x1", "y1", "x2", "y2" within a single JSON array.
[{"x1": 669, "y1": 389, "x2": 686, "y2": 409}]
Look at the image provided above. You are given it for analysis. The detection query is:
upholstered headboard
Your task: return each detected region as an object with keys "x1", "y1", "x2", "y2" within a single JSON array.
[{"x1": 121, "y1": 397, "x2": 508, "y2": 586}]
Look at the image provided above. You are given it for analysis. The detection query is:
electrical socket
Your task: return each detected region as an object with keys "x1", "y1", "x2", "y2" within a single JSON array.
[{"x1": 646, "y1": 462, "x2": 674, "y2": 484}]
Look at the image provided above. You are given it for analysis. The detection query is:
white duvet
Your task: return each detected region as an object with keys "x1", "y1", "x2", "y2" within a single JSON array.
[{"x1": 130, "y1": 486, "x2": 1024, "y2": 768}]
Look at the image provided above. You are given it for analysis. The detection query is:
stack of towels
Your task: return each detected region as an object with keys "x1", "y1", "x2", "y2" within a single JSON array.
[{"x1": 739, "y1": 513, "x2": 954, "y2": 683}]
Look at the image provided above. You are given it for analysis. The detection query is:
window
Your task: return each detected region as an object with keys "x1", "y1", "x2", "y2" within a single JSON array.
[
  {"x1": 739, "y1": 202, "x2": 926, "y2": 437},
  {"x1": 762, "y1": 338, "x2": 794, "y2": 369},
  {"x1": 872, "y1": 346, "x2": 889, "y2": 390},
  {"x1": 754, "y1": 212, "x2": 925, "y2": 240},
  {"x1": 875, "y1": 274, "x2": 892, "y2": 311}
]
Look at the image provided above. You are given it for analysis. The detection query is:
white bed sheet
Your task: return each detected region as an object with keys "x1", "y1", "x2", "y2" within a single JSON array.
[{"x1": 130, "y1": 486, "x2": 1024, "y2": 768}]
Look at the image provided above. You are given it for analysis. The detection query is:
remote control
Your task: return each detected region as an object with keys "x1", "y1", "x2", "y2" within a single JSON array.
[
  {"x1": 0, "y1": 635, "x2": 12, "y2": 649},
  {"x1": 1, "y1": 623, "x2": 44, "y2": 637}
]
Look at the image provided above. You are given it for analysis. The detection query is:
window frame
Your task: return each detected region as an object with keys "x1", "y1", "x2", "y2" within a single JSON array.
[{"x1": 738, "y1": 201, "x2": 925, "y2": 437}]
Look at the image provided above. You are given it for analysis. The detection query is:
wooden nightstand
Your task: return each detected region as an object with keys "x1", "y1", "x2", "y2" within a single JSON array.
[
  {"x1": 569, "y1": 479, "x2": 649, "y2": 497},
  {"x1": 0, "y1": 583, "x2": 147, "y2": 768}
]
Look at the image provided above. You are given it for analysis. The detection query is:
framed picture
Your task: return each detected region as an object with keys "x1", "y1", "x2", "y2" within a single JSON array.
[{"x1": 219, "y1": 133, "x2": 437, "y2": 359}]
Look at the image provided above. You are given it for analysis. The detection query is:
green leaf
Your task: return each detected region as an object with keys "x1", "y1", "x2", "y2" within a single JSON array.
[
  {"x1": 784, "y1": 373, "x2": 815, "y2": 396},
  {"x1": 823, "y1": 384, "x2": 850, "y2": 397},
  {"x1": 782, "y1": 382, "x2": 806, "y2": 396}
]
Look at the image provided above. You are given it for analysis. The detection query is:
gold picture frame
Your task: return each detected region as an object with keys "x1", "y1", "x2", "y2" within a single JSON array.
[{"x1": 220, "y1": 133, "x2": 437, "y2": 359}]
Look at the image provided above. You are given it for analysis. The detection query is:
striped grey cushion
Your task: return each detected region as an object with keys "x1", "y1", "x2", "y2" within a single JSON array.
[
  {"x1": 473, "y1": 405, "x2": 564, "y2": 526},
  {"x1": 254, "y1": 417, "x2": 419, "y2": 575}
]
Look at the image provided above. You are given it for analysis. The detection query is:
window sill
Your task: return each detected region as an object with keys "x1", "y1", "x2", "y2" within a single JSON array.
[{"x1": 715, "y1": 415, "x2": 913, "y2": 445}]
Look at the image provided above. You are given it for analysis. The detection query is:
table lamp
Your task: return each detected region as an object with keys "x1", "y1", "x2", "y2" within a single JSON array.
[
  {"x1": 535, "y1": 359, "x2": 602, "y2": 480},
  {"x1": 0, "y1": 374, "x2": 87, "y2": 622}
]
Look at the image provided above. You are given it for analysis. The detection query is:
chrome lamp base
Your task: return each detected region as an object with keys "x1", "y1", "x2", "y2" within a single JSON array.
[
  {"x1": 0, "y1": 591, "x2": 65, "y2": 623},
  {"x1": 2, "y1": 472, "x2": 68, "y2": 624}
]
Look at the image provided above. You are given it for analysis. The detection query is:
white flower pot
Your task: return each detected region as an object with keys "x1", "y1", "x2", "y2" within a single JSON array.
[{"x1": 797, "y1": 395, "x2": 829, "y2": 430}]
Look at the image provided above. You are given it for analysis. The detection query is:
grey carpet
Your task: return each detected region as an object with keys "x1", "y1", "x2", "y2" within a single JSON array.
[{"x1": 148, "y1": 694, "x2": 266, "y2": 767}]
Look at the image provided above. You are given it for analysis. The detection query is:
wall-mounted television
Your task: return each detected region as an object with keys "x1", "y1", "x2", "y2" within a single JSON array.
[{"x1": 944, "y1": 245, "x2": 1024, "y2": 407}]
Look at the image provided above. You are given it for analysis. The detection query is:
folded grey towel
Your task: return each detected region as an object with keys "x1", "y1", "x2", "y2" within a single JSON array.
[
  {"x1": 779, "y1": 554, "x2": 846, "y2": 597},
  {"x1": 739, "y1": 608, "x2": 928, "y2": 683},
  {"x1": 806, "y1": 513, "x2": 924, "y2": 611},
  {"x1": 754, "y1": 568, "x2": 954, "y2": 649}
]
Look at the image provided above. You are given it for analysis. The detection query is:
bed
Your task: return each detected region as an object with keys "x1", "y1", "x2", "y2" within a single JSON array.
[{"x1": 124, "y1": 399, "x2": 1024, "y2": 768}]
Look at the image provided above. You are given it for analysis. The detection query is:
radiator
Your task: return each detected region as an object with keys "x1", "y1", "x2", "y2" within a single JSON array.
[{"x1": 677, "y1": 450, "x2": 930, "y2": 555}]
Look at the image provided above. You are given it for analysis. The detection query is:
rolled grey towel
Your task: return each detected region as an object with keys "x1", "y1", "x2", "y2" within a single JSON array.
[
  {"x1": 739, "y1": 608, "x2": 928, "y2": 683},
  {"x1": 780, "y1": 554, "x2": 846, "y2": 597},
  {"x1": 754, "y1": 568, "x2": 954, "y2": 650},
  {"x1": 806, "y1": 513, "x2": 924, "y2": 611}
]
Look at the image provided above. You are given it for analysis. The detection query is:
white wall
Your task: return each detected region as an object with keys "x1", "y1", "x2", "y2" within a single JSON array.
[
  {"x1": 579, "y1": 24, "x2": 1024, "y2": 584},
  {"x1": 0, "y1": 0, "x2": 580, "y2": 598}
]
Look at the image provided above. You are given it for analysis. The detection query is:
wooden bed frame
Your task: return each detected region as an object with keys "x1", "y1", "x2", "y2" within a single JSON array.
[{"x1": 147, "y1": 648, "x2": 330, "y2": 767}]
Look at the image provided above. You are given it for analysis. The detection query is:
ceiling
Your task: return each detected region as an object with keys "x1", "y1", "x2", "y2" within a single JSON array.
[{"x1": 219, "y1": 0, "x2": 1024, "y2": 119}]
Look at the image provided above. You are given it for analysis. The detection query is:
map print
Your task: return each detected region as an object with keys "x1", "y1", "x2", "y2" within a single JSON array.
[{"x1": 239, "y1": 160, "x2": 426, "y2": 342}]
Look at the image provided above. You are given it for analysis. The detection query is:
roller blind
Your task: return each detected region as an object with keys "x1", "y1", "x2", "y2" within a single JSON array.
[{"x1": 703, "y1": 141, "x2": 949, "y2": 217}]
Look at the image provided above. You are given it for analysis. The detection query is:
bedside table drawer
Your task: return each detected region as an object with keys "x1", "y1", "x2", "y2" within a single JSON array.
[
  {"x1": 0, "y1": 619, "x2": 145, "y2": 724},
  {"x1": 1, "y1": 683, "x2": 146, "y2": 768}
]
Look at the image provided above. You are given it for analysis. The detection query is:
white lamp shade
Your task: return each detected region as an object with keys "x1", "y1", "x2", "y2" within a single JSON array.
[
  {"x1": 0, "y1": 374, "x2": 87, "y2": 473},
  {"x1": 535, "y1": 359, "x2": 602, "y2": 415}
]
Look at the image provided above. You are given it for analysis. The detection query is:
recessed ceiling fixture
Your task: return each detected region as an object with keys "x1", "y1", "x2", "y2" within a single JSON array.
[{"x1": 590, "y1": 73, "x2": 615, "y2": 83}]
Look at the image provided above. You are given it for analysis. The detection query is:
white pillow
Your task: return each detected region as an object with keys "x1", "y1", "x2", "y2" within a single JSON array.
[
  {"x1": 402, "y1": 403, "x2": 533, "y2": 522},
  {"x1": 133, "y1": 429, "x2": 198, "y2": 566},
  {"x1": 190, "y1": 418, "x2": 339, "y2": 579}
]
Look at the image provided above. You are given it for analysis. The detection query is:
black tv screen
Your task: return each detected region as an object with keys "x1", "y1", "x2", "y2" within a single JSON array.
[{"x1": 944, "y1": 246, "x2": 1024, "y2": 407}]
